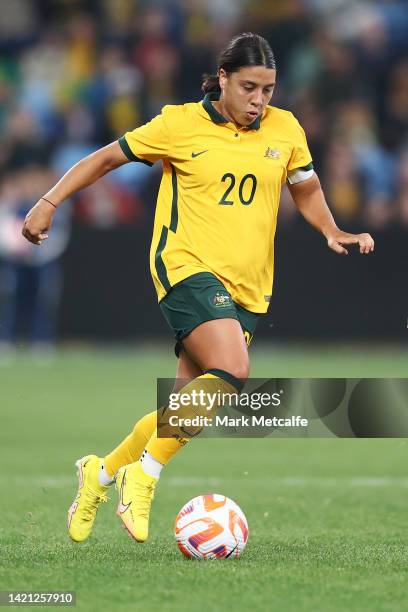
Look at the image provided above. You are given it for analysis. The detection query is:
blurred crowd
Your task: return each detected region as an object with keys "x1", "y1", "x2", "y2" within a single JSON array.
[
  {"x1": 1, "y1": 0, "x2": 408, "y2": 229},
  {"x1": 0, "y1": 0, "x2": 407, "y2": 346}
]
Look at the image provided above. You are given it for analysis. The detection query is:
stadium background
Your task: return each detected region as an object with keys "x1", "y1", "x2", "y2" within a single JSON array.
[{"x1": 1, "y1": 1, "x2": 407, "y2": 611}]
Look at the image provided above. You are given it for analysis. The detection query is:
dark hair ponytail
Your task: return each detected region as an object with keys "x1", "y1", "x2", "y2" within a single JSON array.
[{"x1": 202, "y1": 32, "x2": 276, "y2": 94}]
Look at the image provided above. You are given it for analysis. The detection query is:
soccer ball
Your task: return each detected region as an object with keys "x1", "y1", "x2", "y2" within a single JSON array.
[{"x1": 174, "y1": 493, "x2": 249, "y2": 559}]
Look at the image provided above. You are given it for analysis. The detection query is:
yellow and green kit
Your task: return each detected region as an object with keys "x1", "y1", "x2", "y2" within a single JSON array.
[{"x1": 119, "y1": 91, "x2": 312, "y2": 314}]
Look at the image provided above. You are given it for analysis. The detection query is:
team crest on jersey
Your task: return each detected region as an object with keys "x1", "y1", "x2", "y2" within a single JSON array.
[
  {"x1": 264, "y1": 147, "x2": 281, "y2": 159},
  {"x1": 212, "y1": 292, "x2": 231, "y2": 308}
]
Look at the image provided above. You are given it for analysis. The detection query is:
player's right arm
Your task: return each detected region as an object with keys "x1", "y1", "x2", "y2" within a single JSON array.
[{"x1": 22, "y1": 141, "x2": 129, "y2": 245}]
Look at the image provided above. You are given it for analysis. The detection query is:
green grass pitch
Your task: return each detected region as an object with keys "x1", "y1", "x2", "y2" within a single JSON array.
[{"x1": 1, "y1": 344, "x2": 407, "y2": 611}]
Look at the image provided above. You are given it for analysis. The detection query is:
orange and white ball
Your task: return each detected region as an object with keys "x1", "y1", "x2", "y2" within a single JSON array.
[{"x1": 174, "y1": 494, "x2": 249, "y2": 559}]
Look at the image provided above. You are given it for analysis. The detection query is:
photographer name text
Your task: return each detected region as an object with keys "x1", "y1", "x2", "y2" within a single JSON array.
[{"x1": 168, "y1": 415, "x2": 308, "y2": 428}]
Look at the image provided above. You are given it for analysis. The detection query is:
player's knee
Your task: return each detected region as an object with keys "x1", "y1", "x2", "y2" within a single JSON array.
[
  {"x1": 204, "y1": 360, "x2": 249, "y2": 390},
  {"x1": 217, "y1": 359, "x2": 249, "y2": 384},
  {"x1": 229, "y1": 361, "x2": 249, "y2": 383}
]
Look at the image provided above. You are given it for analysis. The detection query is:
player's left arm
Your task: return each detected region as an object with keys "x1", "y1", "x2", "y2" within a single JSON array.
[{"x1": 288, "y1": 173, "x2": 374, "y2": 255}]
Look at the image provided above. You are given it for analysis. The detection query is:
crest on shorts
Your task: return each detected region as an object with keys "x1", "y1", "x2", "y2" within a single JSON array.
[
  {"x1": 212, "y1": 292, "x2": 231, "y2": 308},
  {"x1": 264, "y1": 147, "x2": 280, "y2": 159}
]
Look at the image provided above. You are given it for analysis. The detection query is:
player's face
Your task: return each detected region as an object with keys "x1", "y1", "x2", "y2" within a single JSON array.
[{"x1": 219, "y1": 66, "x2": 276, "y2": 127}]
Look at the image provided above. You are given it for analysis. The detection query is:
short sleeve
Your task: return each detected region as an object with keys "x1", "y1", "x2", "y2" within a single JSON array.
[
  {"x1": 287, "y1": 118, "x2": 313, "y2": 172},
  {"x1": 118, "y1": 111, "x2": 170, "y2": 166}
]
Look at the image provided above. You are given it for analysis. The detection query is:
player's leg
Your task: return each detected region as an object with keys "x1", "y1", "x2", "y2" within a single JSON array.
[
  {"x1": 104, "y1": 348, "x2": 202, "y2": 478},
  {"x1": 114, "y1": 346, "x2": 210, "y2": 542},
  {"x1": 111, "y1": 273, "x2": 251, "y2": 477},
  {"x1": 116, "y1": 318, "x2": 250, "y2": 542},
  {"x1": 67, "y1": 349, "x2": 201, "y2": 542},
  {"x1": 145, "y1": 317, "x2": 249, "y2": 464},
  {"x1": 183, "y1": 317, "x2": 250, "y2": 377}
]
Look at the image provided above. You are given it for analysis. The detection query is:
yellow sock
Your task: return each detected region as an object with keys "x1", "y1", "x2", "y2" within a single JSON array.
[
  {"x1": 104, "y1": 410, "x2": 157, "y2": 477},
  {"x1": 145, "y1": 370, "x2": 241, "y2": 465}
]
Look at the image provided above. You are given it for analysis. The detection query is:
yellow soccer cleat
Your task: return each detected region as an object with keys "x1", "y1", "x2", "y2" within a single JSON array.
[
  {"x1": 67, "y1": 455, "x2": 109, "y2": 542},
  {"x1": 115, "y1": 461, "x2": 158, "y2": 543}
]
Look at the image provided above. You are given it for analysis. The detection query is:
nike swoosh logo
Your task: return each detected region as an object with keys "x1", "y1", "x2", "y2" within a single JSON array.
[
  {"x1": 191, "y1": 150, "x2": 209, "y2": 158},
  {"x1": 118, "y1": 470, "x2": 131, "y2": 515}
]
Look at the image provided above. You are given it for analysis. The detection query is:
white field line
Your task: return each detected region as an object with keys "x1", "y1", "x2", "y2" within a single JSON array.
[{"x1": 2, "y1": 475, "x2": 408, "y2": 488}]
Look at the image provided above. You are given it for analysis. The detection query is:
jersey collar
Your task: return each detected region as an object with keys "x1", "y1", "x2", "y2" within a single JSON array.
[{"x1": 202, "y1": 91, "x2": 261, "y2": 130}]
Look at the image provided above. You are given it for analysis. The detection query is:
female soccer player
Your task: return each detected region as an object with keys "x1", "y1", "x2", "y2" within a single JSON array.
[{"x1": 22, "y1": 33, "x2": 374, "y2": 543}]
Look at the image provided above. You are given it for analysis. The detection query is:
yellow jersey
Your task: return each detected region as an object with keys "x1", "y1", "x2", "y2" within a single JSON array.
[{"x1": 119, "y1": 92, "x2": 312, "y2": 313}]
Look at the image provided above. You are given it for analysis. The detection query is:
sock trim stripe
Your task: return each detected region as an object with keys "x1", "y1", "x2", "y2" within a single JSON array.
[{"x1": 204, "y1": 369, "x2": 244, "y2": 393}]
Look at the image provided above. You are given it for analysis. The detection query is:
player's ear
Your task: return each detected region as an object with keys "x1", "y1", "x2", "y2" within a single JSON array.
[{"x1": 218, "y1": 68, "x2": 227, "y2": 91}]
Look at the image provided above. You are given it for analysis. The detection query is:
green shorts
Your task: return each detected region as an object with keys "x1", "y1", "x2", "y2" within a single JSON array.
[{"x1": 159, "y1": 272, "x2": 259, "y2": 357}]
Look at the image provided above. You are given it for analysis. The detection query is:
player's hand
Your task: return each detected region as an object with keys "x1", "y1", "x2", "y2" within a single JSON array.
[
  {"x1": 326, "y1": 230, "x2": 374, "y2": 256},
  {"x1": 22, "y1": 199, "x2": 55, "y2": 245}
]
